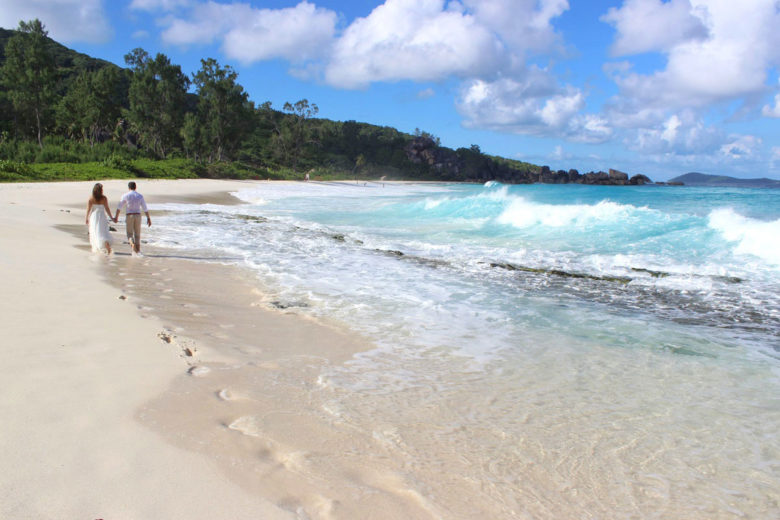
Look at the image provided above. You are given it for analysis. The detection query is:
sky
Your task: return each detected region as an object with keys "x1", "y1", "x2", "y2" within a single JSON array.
[{"x1": 1, "y1": 0, "x2": 779, "y2": 181}]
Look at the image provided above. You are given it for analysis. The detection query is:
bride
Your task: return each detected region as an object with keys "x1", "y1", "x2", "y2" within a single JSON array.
[{"x1": 86, "y1": 183, "x2": 115, "y2": 255}]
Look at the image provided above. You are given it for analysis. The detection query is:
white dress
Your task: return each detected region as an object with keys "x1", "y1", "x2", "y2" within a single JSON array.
[{"x1": 89, "y1": 205, "x2": 113, "y2": 253}]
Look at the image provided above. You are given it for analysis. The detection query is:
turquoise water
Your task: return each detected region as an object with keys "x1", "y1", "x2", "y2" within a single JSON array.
[{"x1": 152, "y1": 182, "x2": 780, "y2": 517}]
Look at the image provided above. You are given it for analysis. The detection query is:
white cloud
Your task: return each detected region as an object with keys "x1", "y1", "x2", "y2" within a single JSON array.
[
  {"x1": 323, "y1": 0, "x2": 571, "y2": 88},
  {"x1": 160, "y1": 1, "x2": 337, "y2": 64},
  {"x1": 720, "y1": 135, "x2": 761, "y2": 160},
  {"x1": 460, "y1": 0, "x2": 569, "y2": 54},
  {"x1": 132, "y1": 29, "x2": 150, "y2": 39},
  {"x1": 324, "y1": 0, "x2": 502, "y2": 88},
  {"x1": 771, "y1": 147, "x2": 780, "y2": 165},
  {"x1": 417, "y1": 87, "x2": 435, "y2": 99},
  {"x1": 129, "y1": 0, "x2": 192, "y2": 11},
  {"x1": 0, "y1": 0, "x2": 112, "y2": 43},
  {"x1": 456, "y1": 71, "x2": 611, "y2": 142},
  {"x1": 601, "y1": 0, "x2": 708, "y2": 56},
  {"x1": 762, "y1": 79, "x2": 780, "y2": 118},
  {"x1": 605, "y1": 0, "x2": 780, "y2": 110}
]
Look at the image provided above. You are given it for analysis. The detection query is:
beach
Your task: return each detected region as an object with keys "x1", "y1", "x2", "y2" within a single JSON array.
[
  {"x1": 0, "y1": 180, "x2": 385, "y2": 519},
  {"x1": 1, "y1": 179, "x2": 778, "y2": 520}
]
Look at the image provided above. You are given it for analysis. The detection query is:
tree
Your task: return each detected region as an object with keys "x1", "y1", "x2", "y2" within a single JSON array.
[
  {"x1": 275, "y1": 99, "x2": 318, "y2": 172},
  {"x1": 180, "y1": 111, "x2": 204, "y2": 160},
  {"x1": 191, "y1": 58, "x2": 251, "y2": 162},
  {"x1": 56, "y1": 67, "x2": 123, "y2": 145},
  {"x1": 124, "y1": 48, "x2": 189, "y2": 158},
  {"x1": 1, "y1": 19, "x2": 57, "y2": 148}
]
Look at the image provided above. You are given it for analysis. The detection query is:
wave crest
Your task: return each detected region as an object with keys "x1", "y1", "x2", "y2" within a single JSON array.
[{"x1": 708, "y1": 208, "x2": 780, "y2": 265}]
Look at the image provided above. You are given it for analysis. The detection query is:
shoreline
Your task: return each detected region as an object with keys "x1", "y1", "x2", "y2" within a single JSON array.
[
  {"x1": 4, "y1": 179, "x2": 778, "y2": 519},
  {"x1": 0, "y1": 179, "x2": 378, "y2": 519},
  {"x1": 1, "y1": 178, "x2": 445, "y2": 519}
]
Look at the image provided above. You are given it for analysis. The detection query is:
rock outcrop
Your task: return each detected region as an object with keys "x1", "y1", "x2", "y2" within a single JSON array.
[{"x1": 404, "y1": 137, "x2": 654, "y2": 185}]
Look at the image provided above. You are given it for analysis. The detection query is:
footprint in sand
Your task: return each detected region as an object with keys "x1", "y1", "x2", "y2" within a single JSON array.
[
  {"x1": 217, "y1": 388, "x2": 249, "y2": 401},
  {"x1": 192, "y1": 312, "x2": 209, "y2": 317},
  {"x1": 164, "y1": 278, "x2": 173, "y2": 282},
  {"x1": 219, "y1": 323, "x2": 235, "y2": 329},
  {"x1": 228, "y1": 416, "x2": 263, "y2": 437},
  {"x1": 159, "y1": 294, "x2": 173, "y2": 299},
  {"x1": 162, "y1": 288, "x2": 174, "y2": 293},
  {"x1": 188, "y1": 366, "x2": 211, "y2": 377}
]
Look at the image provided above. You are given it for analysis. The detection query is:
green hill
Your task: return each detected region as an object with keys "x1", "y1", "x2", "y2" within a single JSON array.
[
  {"x1": 1, "y1": 21, "x2": 653, "y2": 185},
  {"x1": 669, "y1": 172, "x2": 780, "y2": 188}
]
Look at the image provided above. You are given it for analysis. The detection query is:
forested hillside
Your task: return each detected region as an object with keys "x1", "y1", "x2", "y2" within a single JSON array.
[{"x1": 1, "y1": 19, "x2": 649, "y2": 185}]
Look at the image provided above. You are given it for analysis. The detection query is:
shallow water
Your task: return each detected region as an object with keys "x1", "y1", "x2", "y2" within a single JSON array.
[{"x1": 149, "y1": 182, "x2": 780, "y2": 518}]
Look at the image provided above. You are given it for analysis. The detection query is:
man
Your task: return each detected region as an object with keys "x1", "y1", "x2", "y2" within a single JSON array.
[{"x1": 114, "y1": 181, "x2": 151, "y2": 256}]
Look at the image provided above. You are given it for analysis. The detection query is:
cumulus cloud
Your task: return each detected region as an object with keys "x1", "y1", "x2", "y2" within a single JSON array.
[
  {"x1": 601, "y1": 0, "x2": 708, "y2": 56},
  {"x1": 0, "y1": 0, "x2": 112, "y2": 43},
  {"x1": 720, "y1": 135, "x2": 762, "y2": 160},
  {"x1": 762, "y1": 79, "x2": 780, "y2": 118},
  {"x1": 456, "y1": 71, "x2": 611, "y2": 142},
  {"x1": 631, "y1": 112, "x2": 723, "y2": 155},
  {"x1": 323, "y1": 0, "x2": 571, "y2": 88},
  {"x1": 604, "y1": 0, "x2": 780, "y2": 110},
  {"x1": 459, "y1": 0, "x2": 569, "y2": 54},
  {"x1": 130, "y1": 0, "x2": 192, "y2": 11},
  {"x1": 160, "y1": 1, "x2": 337, "y2": 64},
  {"x1": 324, "y1": 0, "x2": 502, "y2": 88}
]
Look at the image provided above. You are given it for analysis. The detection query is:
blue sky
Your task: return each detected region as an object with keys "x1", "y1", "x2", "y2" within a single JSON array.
[{"x1": 1, "y1": 0, "x2": 779, "y2": 180}]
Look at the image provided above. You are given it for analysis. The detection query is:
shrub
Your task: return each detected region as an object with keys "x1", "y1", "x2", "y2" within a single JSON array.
[{"x1": 102, "y1": 153, "x2": 135, "y2": 172}]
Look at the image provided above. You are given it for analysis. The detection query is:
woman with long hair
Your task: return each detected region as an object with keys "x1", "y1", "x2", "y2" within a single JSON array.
[{"x1": 85, "y1": 183, "x2": 115, "y2": 255}]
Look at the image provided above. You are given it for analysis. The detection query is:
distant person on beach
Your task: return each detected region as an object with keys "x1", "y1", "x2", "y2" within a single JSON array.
[
  {"x1": 85, "y1": 183, "x2": 114, "y2": 255},
  {"x1": 114, "y1": 181, "x2": 151, "y2": 256}
]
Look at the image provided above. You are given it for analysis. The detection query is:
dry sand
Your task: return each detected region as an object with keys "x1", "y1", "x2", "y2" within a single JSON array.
[{"x1": 0, "y1": 179, "x2": 382, "y2": 520}]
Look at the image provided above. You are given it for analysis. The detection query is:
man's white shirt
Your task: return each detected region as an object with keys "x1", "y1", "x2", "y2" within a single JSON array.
[{"x1": 118, "y1": 191, "x2": 148, "y2": 214}]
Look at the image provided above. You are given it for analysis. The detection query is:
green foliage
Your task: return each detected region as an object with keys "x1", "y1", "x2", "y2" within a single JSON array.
[
  {"x1": 124, "y1": 48, "x2": 189, "y2": 158},
  {"x1": 191, "y1": 58, "x2": 252, "y2": 162},
  {"x1": 1, "y1": 19, "x2": 57, "y2": 147},
  {"x1": 0, "y1": 23, "x2": 544, "y2": 184},
  {"x1": 56, "y1": 67, "x2": 125, "y2": 144},
  {"x1": 0, "y1": 159, "x2": 34, "y2": 181},
  {"x1": 101, "y1": 153, "x2": 135, "y2": 173}
]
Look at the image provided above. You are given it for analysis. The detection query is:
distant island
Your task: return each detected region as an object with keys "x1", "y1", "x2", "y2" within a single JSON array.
[{"x1": 668, "y1": 172, "x2": 780, "y2": 189}]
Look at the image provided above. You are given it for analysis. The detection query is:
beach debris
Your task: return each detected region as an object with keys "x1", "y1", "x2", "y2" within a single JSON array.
[
  {"x1": 234, "y1": 213, "x2": 268, "y2": 223},
  {"x1": 118, "y1": 294, "x2": 127, "y2": 300},
  {"x1": 158, "y1": 330, "x2": 199, "y2": 363},
  {"x1": 661, "y1": 344, "x2": 717, "y2": 358},
  {"x1": 270, "y1": 300, "x2": 309, "y2": 309},
  {"x1": 488, "y1": 262, "x2": 631, "y2": 284}
]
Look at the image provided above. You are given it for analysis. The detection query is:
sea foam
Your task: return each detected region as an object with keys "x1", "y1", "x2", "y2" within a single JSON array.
[{"x1": 708, "y1": 208, "x2": 780, "y2": 266}]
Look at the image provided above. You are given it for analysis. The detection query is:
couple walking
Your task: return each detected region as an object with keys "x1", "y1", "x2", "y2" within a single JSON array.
[{"x1": 86, "y1": 181, "x2": 151, "y2": 256}]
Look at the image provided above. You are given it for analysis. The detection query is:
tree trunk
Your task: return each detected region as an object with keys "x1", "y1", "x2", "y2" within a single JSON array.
[{"x1": 35, "y1": 109, "x2": 43, "y2": 149}]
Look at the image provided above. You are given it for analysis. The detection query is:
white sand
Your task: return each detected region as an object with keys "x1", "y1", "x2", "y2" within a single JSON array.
[{"x1": 0, "y1": 180, "x2": 295, "y2": 519}]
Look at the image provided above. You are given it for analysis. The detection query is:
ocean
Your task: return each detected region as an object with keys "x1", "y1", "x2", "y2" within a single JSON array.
[{"x1": 152, "y1": 181, "x2": 780, "y2": 518}]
